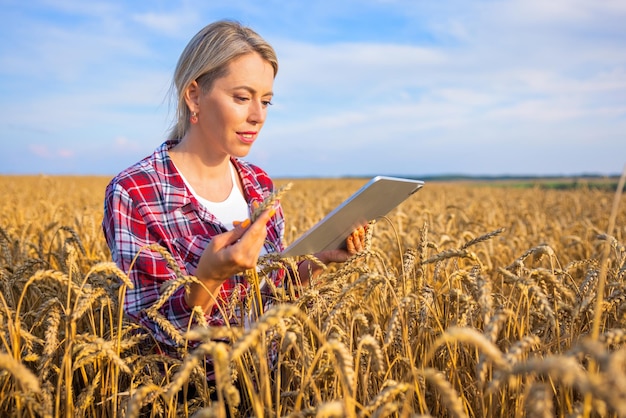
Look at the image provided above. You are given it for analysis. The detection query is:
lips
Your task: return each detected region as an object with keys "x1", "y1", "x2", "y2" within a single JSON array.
[{"x1": 237, "y1": 131, "x2": 257, "y2": 144}]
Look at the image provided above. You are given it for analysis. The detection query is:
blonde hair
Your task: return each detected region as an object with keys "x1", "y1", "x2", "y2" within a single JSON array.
[{"x1": 168, "y1": 20, "x2": 279, "y2": 140}]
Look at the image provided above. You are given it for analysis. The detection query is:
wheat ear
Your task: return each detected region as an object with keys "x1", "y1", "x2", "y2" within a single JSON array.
[{"x1": 0, "y1": 351, "x2": 41, "y2": 393}]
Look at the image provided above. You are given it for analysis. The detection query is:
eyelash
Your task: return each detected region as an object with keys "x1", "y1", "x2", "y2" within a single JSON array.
[{"x1": 235, "y1": 96, "x2": 273, "y2": 107}]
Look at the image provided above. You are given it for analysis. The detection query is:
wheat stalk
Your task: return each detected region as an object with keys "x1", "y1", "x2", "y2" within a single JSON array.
[{"x1": 3, "y1": 175, "x2": 626, "y2": 417}]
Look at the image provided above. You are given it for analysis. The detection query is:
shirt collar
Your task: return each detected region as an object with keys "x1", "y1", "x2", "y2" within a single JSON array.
[
  {"x1": 154, "y1": 139, "x2": 265, "y2": 215},
  {"x1": 154, "y1": 139, "x2": 195, "y2": 213}
]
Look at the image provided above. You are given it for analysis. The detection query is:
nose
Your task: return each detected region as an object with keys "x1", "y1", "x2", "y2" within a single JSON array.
[{"x1": 247, "y1": 99, "x2": 266, "y2": 125}]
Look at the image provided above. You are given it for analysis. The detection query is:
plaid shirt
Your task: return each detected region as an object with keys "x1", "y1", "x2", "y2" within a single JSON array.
[{"x1": 102, "y1": 139, "x2": 286, "y2": 356}]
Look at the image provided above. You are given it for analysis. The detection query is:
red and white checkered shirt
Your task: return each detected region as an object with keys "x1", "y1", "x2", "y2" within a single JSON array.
[{"x1": 102, "y1": 139, "x2": 286, "y2": 356}]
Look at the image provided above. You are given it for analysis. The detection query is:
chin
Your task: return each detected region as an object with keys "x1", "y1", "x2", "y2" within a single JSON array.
[{"x1": 232, "y1": 145, "x2": 253, "y2": 158}]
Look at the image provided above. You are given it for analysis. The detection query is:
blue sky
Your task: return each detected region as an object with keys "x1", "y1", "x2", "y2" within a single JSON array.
[{"x1": 1, "y1": 0, "x2": 625, "y2": 178}]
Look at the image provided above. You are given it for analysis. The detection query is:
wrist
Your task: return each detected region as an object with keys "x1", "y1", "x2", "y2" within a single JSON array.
[{"x1": 185, "y1": 278, "x2": 223, "y2": 312}]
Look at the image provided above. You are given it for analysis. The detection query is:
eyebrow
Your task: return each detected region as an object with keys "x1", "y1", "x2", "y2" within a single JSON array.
[{"x1": 232, "y1": 85, "x2": 274, "y2": 97}]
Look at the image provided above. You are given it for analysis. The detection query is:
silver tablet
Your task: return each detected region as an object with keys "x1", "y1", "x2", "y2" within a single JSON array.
[{"x1": 281, "y1": 176, "x2": 424, "y2": 257}]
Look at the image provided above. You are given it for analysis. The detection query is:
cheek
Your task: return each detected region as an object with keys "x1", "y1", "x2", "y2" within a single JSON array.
[
  {"x1": 203, "y1": 97, "x2": 240, "y2": 126},
  {"x1": 205, "y1": 109, "x2": 231, "y2": 131},
  {"x1": 217, "y1": 105, "x2": 246, "y2": 126}
]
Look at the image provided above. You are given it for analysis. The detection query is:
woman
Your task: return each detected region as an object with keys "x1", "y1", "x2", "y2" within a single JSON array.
[{"x1": 102, "y1": 20, "x2": 365, "y2": 363}]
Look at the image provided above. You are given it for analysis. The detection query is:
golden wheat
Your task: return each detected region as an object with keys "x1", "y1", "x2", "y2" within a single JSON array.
[{"x1": 1, "y1": 175, "x2": 625, "y2": 416}]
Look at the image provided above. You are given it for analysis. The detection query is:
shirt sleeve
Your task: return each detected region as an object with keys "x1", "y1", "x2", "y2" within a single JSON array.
[{"x1": 103, "y1": 180, "x2": 194, "y2": 348}]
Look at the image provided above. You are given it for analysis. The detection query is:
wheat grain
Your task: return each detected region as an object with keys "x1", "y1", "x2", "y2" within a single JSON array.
[
  {"x1": 3, "y1": 176, "x2": 626, "y2": 417},
  {"x1": 72, "y1": 336, "x2": 131, "y2": 374},
  {"x1": 359, "y1": 379, "x2": 410, "y2": 417},
  {"x1": 126, "y1": 383, "x2": 163, "y2": 418},
  {"x1": 163, "y1": 347, "x2": 204, "y2": 401},
  {"x1": 84, "y1": 261, "x2": 133, "y2": 288},
  {"x1": 525, "y1": 382, "x2": 554, "y2": 418},
  {"x1": 0, "y1": 351, "x2": 41, "y2": 393},
  {"x1": 422, "y1": 367, "x2": 467, "y2": 418},
  {"x1": 248, "y1": 182, "x2": 292, "y2": 222},
  {"x1": 325, "y1": 338, "x2": 355, "y2": 395},
  {"x1": 460, "y1": 227, "x2": 505, "y2": 250},
  {"x1": 355, "y1": 334, "x2": 384, "y2": 381},
  {"x1": 315, "y1": 400, "x2": 345, "y2": 418},
  {"x1": 70, "y1": 286, "x2": 107, "y2": 322},
  {"x1": 369, "y1": 402, "x2": 399, "y2": 418},
  {"x1": 599, "y1": 328, "x2": 626, "y2": 346},
  {"x1": 426, "y1": 327, "x2": 507, "y2": 370},
  {"x1": 0, "y1": 225, "x2": 12, "y2": 266},
  {"x1": 475, "y1": 272, "x2": 493, "y2": 325},
  {"x1": 384, "y1": 295, "x2": 418, "y2": 347},
  {"x1": 42, "y1": 304, "x2": 61, "y2": 358},
  {"x1": 504, "y1": 335, "x2": 541, "y2": 364},
  {"x1": 74, "y1": 370, "x2": 100, "y2": 418},
  {"x1": 230, "y1": 304, "x2": 302, "y2": 360}
]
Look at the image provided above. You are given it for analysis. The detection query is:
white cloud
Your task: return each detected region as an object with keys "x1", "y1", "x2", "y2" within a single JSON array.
[
  {"x1": 57, "y1": 149, "x2": 75, "y2": 158},
  {"x1": 28, "y1": 144, "x2": 51, "y2": 159},
  {"x1": 131, "y1": 10, "x2": 199, "y2": 37},
  {"x1": 28, "y1": 144, "x2": 75, "y2": 159},
  {"x1": 113, "y1": 136, "x2": 145, "y2": 153},
  {"x1": 1, "y1": 11, "x2": 153, "y2": 83},
  {"x1": 274, "y1": 40, "x2": 446, "y2": 95}
]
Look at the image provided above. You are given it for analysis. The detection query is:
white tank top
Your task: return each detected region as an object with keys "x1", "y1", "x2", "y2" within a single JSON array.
[{"x1": 179, "y1": 162, "x2": 249, "y2": 231}]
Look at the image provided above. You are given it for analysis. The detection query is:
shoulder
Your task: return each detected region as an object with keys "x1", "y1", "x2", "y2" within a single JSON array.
[
  {"x1": 105, "y1": 140, "x2": 179, "y2": 201},
  {"x1": 106, "y1": 140, "x2": 178, "y2": 189}
]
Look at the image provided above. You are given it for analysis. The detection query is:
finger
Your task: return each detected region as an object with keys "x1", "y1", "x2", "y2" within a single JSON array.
[
  {"x1": 223, "y1": 207, "x2": 276, "y2": 268},
  {"x1": 221, "y1": 218, "x2": 252, "y2": 245},
  {"x1": 210, "y1": 226, "x2": 247, "y2": 251},
  {"x1": 346, "y1": 234, "x2": 356, "y2": 254},
  {"x1": 356, "y1": 227, "x2": 365, "y2": 251},
  {"x1": 353, "y1": 230, "x2": 363, "y2": 252},
  {"x1": 238, "y1": 208, "x2": 274, "y2": 246}
]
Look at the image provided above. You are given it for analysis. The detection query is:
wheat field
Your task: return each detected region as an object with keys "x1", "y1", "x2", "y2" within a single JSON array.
[{"x1": 0, "y1": 175, "x2": 625, "y2": 418}]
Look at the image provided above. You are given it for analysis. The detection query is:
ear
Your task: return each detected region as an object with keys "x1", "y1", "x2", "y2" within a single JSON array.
[{"x1": 183, "y1": 80, "x2": 201, "y2": 113}]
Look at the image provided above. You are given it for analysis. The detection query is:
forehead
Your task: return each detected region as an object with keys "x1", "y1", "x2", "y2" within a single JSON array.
[{"x1": 219, "y1": 53, "x2": 275, "y2": 93}]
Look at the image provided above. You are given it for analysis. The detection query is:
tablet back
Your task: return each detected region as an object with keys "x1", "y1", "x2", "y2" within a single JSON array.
[{"x1": 281, "y1": 176, "x2": 424, "y2": 257}]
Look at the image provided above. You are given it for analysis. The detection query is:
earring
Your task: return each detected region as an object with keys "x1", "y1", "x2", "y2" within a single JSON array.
[{"x1": 190, "y1": 112, "x2": 198, "y2": 124}]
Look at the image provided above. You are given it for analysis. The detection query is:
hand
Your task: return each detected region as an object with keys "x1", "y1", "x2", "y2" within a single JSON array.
[
  {"x1": 316, "y1": 224, "x2": 368, "y2": 263},
  {"x1": 186, "y1": 208, "x2": 275, "y2": 310},
  {"x1": 296, "y1": 224, "x2": 368, "y2": 286},
  {"x1": 199, "y1": 208, "x2": 274, "y2": 280}
]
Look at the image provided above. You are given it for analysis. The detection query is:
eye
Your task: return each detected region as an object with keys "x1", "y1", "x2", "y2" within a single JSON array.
[
  {"x1": 262, "y1": 100, "x2": 273, "y2": 107},
  {"x1": 234, "y1": 96, "x2": 250, "y2": 103}
]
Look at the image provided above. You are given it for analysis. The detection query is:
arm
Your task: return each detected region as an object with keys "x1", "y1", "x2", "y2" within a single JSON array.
[
  {"x1": 185, "y1": 208, "x2": 276, "y2": 312},
  {"x1": 103, "y1": 181, "x2": 195, "y2": 345}
]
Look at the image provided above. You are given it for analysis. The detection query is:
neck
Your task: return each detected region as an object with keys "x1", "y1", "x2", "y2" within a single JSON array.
[
  {"x1": 170, "y1": 135, "x2": 231, "y2": 181},
  {"x1": 168, "y1": 136, "x2": 236, "y2": 202}
]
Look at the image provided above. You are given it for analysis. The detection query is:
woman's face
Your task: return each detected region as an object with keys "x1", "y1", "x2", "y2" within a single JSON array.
[{"x1": 193, "y1": 52, "x2": 275, "y2": 159}]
